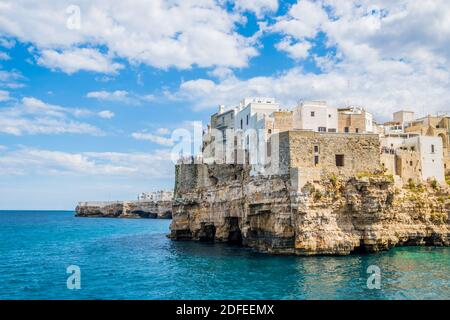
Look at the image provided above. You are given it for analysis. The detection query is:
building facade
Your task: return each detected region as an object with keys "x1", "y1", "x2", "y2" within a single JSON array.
[
  {"x1": 381, "y1": 135, "x2": 445, "y2": 183},
  {"x1": 405, "y1": 114, "x2": 450, "y2": 174},
  {"x1": 338, "y1": 106, "x2": 374, "y2": 133},
  {"x1": 293, "y1": 101, "x2": 338, "y2": 132},
  {"x1": 270, "y1": 131, "x2": 381, "y2": 188}
]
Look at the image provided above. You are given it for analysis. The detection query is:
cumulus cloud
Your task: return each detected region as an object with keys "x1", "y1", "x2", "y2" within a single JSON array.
[
  {"x1": 275, "y1": 37, "x2": 311, "y2": 60},
  {"x1": 0, "y1": 97, "x2": 113, "y2": 136},
  {"x1": 131, "y1": 132, "x2": 174, "y2": 147},
  {"x1": 37, "y1": 48, "x2": 123, "y2": 74},
  {"x1": 171, "y1": 65, "x2": 450, "y2": 120},
  {"x1": 170, "y1": 0, "x2": 450, "y2": 119},
  {"x1": 0, "y1": 68, "x2": 25, "y2": 89},
  {"x1": 0, "y1": 52, "x2": 10, "y2": 60},
  {"x1": 156, "y1": 128, "x2": 170, "y2": 135},
  {"x1": 86, "y1": 90, "x2": 155, "y2": 105},
  {"x1": 0, "y1": 38, "x2": 15, "y2": 49},
  {"x1": 0, "y1": 147, "x2": 174, "y2": 178},
  {"x1": 0, "y1": 0, "x2": 258, "y2": 73},
  {"x1": 97, "y1": 110, "x2": 115, "y2": 119},
  {"x1": 233, "y1": 0, "x2": 279, "y2": 17},
  {"x1": 0, "y1": 90, "x2": 11, "y2": 101}
]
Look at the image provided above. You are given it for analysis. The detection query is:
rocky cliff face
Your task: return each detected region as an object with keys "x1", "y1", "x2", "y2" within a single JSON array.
[
  {"x1": 169, "y1": 164, "x2": 449, "y2": 255},
  {"x1": 76, "y1": 200, "x2": 172, "y2": 219}
]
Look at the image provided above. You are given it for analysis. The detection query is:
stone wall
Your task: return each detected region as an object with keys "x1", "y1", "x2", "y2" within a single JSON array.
[
  {"x1": 277, "y1": 131, "x2": 381, "y2": 177},
  {"x1": 76, "y1": 200, "x2": 172, "y2": 219},
  {"x1": 272, "y1": 111, "x2": 293, "y2": 132},
  {"x1": 338, "y1": 111, "x2": 368, "y2": 133},
  {"x1": 170, "y1": 163, "x2": 449, "y2": 255}
]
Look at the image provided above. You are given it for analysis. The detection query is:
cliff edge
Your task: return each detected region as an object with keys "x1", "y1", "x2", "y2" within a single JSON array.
[
  {"x1": 76, "y1": 200, "x2": 172, "y2": 219},
  {"x1": 169, "y1": 164, "x2": 449, "y2": 255}
]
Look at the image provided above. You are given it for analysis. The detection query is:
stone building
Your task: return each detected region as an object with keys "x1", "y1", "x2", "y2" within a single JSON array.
[
  {"x1": 404, "y1": 114, "x2": 450, "y2": 174},
  {"x1": 338, "y1": 106, "x2": 374, "y2": 133},
  {"x1": 269, "y1": 130, "x2": 381, "y2": 188},
  {"x1": 382, "y1": 110, "x2": 414, "y2": 135},
  {"x1": 381, "y1": 135, "x2": 445, "y2": 183},
  {"x1": 202, "y1": 97, "x2": 289, "y2": 167},
  {"x1": 202, "y1": 105, "x2": 237, "y2": 163}
]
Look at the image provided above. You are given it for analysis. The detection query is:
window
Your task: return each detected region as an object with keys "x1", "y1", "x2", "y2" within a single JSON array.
[
  {"x1": 328, "y1": 128, "x2": 337, "y2": 133},
  {"x1": 355, "y1": 128, "x2": 359, "y2": 133},
  {"x1": 311, "y1": 111, "x2": 315, "y2": 117},
  {"x1": 328, "y1": 114, "x2": 332, "y2": 118},
  {"x1": 409, "y1": 161, "x2": 413, "y2": 166},
  {"x1": 268, "y1": 129, "x2": 272, "y2": 134},
  {"x1": 314, "y1": 155, "x2": 319, "y2": 166},
  {"x1": 314, "y1": 145, "x2": 319, "y2": 153},
  {"x1": 318, "y1": 127, "x2": 326, "y2": 132},
  {"x1": 431, "y1": 144, "x2": 435, "y2": 153},
  {"x1": 335, "y1": 154, "x2": 344, "y2": 167},
  {"x1": 344, "y1": 127, "x2": 349, "y2": 133},
  {"x1": 246, "y1": 115, "x2": 249, "y2": 125},
  {"x1": 240, "y1": 119, "x2": 243, "y2": 129}
]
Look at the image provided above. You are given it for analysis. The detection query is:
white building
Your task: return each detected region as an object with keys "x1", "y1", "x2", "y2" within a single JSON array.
[
  {"x1": 138, "y1": 190, "x2": 173, "y2": 202},
  {"x1": 393, "y1": 110, "x2": 415, "y2": 125},
  {"x1": 234, "y1": 97, "x2": 280, "y2": 132},
  {"x1": 293, "y1": 101, "x2": 338, "y2": 132},
  {"x1": 381, "y1": 135, "x2": 445, "y2": 183},
  {"x1": 383, "y1": 110, "x2": 415, "y2": 134},
  {"x1": 233, "y1": 97, "x2": 281, "y2": 164},
  {"x1": 400, "y1": 136, "x2": 445, "y2": 183}
]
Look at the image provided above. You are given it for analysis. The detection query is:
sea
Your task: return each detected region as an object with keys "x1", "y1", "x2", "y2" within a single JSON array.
[{"x1": 0, "y1": 211, "x2": 448, "y2": 300}]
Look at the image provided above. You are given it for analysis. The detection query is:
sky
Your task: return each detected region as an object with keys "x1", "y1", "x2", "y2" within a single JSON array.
[{"x1": 0, "y1": 0, "x2": 450, "y2": 209}]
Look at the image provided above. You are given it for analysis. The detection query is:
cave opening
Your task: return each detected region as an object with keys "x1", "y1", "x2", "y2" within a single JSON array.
[
  {"x1": 227, "y1": 217, "x2": 243, "y2": 246},
  {"x1": 199, "y1": 223, "x2": 216, "y2": 242}
]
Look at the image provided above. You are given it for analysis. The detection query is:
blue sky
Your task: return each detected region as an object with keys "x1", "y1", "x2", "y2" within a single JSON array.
[{"x1": 1, "y1": 0, "x2": 449, "y2": 209}]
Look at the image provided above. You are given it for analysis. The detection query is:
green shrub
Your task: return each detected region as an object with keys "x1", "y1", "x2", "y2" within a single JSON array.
[{"x1": 430, "y1": 179, "x2": 438, "y2": 190}]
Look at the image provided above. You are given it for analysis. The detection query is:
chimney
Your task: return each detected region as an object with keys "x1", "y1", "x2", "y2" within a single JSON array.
[{"x1": 218, "y1": 105, "x2": 225, "y2": 114}]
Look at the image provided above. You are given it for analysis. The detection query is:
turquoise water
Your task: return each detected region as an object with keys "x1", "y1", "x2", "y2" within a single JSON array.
[{"x1": 0, "y1": 211, "x2": 448, "y2": 300}]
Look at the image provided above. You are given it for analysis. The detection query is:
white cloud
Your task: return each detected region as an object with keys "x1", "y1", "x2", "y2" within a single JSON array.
[
  {"x1": 86, "y1": 90, "x2": 155, "y2": 105},
  {"x1": 0, "y1": 90, "x2": 11, "y2": 101},
  {"x1": 170, "y1": 0, "x2": 450, "y2": 119},
  {"x1": 0, "y1": 38, "x2": 16, "y2": 49},
  {"x1": 0, "y1": 0, "x2": 258, "y2": 72},
  {"x1": 0, "y1": 52, "x2": 10, "y2": 60},
  {"x1": 272, "y1": 0, "x2": 327, "y2": 39},
  {"x1": 97, "y1": 110, "x2": 115, "y2": 119},
  {"x1": 0, "y1": 147, "x2": 174, "y2": 179},
  {"x1": 131, "y1": 132, "x2": 174, "y2": 147},
  {"x1": 233, "y1": 0, "x2": 278, "y2": 18},
  {"x1": 87, "y1": 90, "x2": 129, "y2": 101},
  {"x1": 37, "y1": 48, "x2": 123, "y2": 74},
  {"x1": 0, "y1": 68, "x2": 25, "y2": 89},
  {"x1": 275, "y1": 37, "x2": 311, "y2": 60},
  {"x1": 156, "y1": 128, "x2": 170, "y2": 135},
  {"x1": 171, "y1": 65, "x2": 450, "y2": 120},
  {"x1": 0, "y1": 97, "x2": 109, "y2": 136}
]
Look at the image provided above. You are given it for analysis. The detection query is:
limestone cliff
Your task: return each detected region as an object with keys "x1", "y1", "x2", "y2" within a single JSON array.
[
  {"x1": 169, "y1": 164, "x2": 449, "y2": 255},
  {"x1": 76, "y1": 200, "x2": 172, "y2": 219}
]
